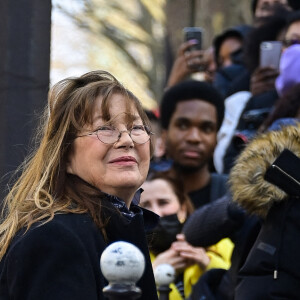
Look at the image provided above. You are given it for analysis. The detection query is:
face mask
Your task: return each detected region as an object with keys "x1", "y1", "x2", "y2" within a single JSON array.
[{"x1": 149, "y1": 213, "x2": 183, "y2": 255}]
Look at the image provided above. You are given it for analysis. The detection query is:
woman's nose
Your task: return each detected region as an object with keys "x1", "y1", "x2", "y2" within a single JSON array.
[{"x1": 116, "y1": 131, "x2": 134, "y2": 147}]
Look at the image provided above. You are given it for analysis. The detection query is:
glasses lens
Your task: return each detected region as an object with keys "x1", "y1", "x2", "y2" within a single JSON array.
[
  {"x1": 96, "y1": 125, "x2": 151, "y2": 144},
  {"x1": 96, "y1": 126, "x2": 119, "y2": 144},
  {"x1": 130, "y1": 126, "x2": 151, "y2": 144},
  {"x1": 283, "y1": 39, "x2": 300, "y2": 47}
]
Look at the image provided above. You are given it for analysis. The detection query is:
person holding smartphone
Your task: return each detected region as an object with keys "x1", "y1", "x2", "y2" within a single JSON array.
[{"x1": 167, "y1": 45, "x2": 217, "y2": 87}]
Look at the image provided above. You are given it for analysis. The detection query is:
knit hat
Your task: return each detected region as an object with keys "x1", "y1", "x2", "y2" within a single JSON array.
[
  {"x1": 275, "y1": 44, "x2": 300, "y2": 96},
  {"x1": 160, "y1": 80, "x2": 224, "y2": 129}
]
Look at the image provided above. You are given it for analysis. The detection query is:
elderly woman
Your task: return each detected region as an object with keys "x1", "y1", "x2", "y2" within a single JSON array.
[{"x1": 0, "y1": 71, "x2": 159, "y2": 300}]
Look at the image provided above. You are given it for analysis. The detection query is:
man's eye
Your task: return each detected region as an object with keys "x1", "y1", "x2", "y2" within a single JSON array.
[
  {"x1": 178, "y1": 123, "x2": 189, "y2": 130},
  {"x1": 202, "y1": 124, "x2": 216, "y2": 134},
  {"x1": 203, "y1": 126, "x2": 213, "y2": 133}
]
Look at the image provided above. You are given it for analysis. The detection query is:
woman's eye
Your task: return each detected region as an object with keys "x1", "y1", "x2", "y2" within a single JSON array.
[
  {"x1": 97, "y1": 126, "x2": 114, "y2": 131},
  {"x1": 132, "y1": 125, "x2": 145, "y2": 130},
  {"x1": 158, "y1": 199, "x2": 170, "y2": 206},
  {"x1": 140, "y1": 201, "x2": 150, "y2": 209}
]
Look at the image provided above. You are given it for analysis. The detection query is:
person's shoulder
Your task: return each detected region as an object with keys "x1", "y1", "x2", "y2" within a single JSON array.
[
  {"x1": 34, "y1": 213, "x2": 97, "y2": 236},
  {"x1": 8, "y1": 213, "x2": 104, "y2": 257}
]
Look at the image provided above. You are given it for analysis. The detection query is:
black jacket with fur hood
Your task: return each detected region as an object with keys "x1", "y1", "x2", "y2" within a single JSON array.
[{"x1": 229, "y1": 123, "x2": 300, "y2": 299}]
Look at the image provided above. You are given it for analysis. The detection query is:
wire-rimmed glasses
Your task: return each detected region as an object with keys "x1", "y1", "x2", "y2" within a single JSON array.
[
  {"x1": 77, "y1": 125, "x2": 154, "y2": 144},
  {"x1": 282, "y1": 39, "x2": 300, "y2": 48}
]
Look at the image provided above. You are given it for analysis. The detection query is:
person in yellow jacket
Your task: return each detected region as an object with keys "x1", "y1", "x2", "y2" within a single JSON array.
[{"x1": 140, "y1": 170, "x2": 233, "y2": 299}]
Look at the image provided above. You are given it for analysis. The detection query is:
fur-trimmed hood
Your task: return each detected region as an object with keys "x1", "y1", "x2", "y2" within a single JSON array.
[{"x1": 229, "y1": 123, "x2": 300, "y2": 218}]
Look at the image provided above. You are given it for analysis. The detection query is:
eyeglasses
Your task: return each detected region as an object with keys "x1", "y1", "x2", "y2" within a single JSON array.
[
  {"x1": 78, "y1": 125, "x2": 154, "y2": 144},
  {"x1": 282, "y1": 39, "x2": 300, "y2": 48}
]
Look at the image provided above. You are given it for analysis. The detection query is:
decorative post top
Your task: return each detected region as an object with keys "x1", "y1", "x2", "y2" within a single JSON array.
[
  {"x1": 100, "y1": 241, "x2": 145, "y2": 285},
  {"x1": 154, "y1": 264, "x2": 176, "y2": 286}
]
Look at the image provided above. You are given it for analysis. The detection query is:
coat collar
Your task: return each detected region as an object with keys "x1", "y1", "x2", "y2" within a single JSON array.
[
  {"x1": 103, "y1": 188, "x2": 159, "y2": 232},
  {"x1": 229, "y1": 123, "x2": 300, "y2": 218}
]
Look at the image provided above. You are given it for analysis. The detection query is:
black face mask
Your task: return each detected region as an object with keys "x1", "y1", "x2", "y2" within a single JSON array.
[{"x1": 149, "y1": 213, "x2": 183, "y2": 255}]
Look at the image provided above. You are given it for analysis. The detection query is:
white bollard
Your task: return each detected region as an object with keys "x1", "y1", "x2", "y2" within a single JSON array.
[
  {"x1": 154, "y1": 264, "x2": 176, "y2": 300},
  {"x1": 100, "y1": 241, "x2": 145, "y2": 299}
]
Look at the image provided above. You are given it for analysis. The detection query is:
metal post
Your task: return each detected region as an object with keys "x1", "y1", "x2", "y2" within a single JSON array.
[
  {"x1": 100, "y1": 241, "x2": 145, "y2": 300},
  {"x1": 154, "y1": 264, "x2": 176, "y2": 300}
]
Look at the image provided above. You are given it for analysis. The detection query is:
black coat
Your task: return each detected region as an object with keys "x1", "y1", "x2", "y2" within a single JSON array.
[
  {"x1": 235, "y1": 196, "x2": 300, "y2": 299},
  {"x1": 223, "y1": 89, "x2": 278, "y2": 174},
  {"x1": 230, "y1": 126, "x2": 300, "y2": 299},
  {"x1": 0, "y1": 196, "x2": 159, "y2": 300}
]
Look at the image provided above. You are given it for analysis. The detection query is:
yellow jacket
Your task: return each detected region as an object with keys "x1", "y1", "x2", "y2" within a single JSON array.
[{"x1": 151, "y1": 238, "x2": 233, "y2": 300}]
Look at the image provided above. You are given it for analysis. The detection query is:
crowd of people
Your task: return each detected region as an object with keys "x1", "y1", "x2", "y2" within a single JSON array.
[{"x1": 1, "y1": 0, "x2": 300, "y2": 299}]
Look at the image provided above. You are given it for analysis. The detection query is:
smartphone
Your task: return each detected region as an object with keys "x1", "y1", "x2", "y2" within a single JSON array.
[
  {"x1": 183, "y1": 27, "x2": 203, "y2": 51},
  {"x1": 260, "y1": 41, "x2": 282, "y2": 69}
]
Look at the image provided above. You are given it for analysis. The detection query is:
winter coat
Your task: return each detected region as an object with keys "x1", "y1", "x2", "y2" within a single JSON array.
[
  {"x1": 223, "y1": 89, "x2": 278, "y2": 174},
  {"x1": 229, "y1": 123, "x2": 300, "y2": 299},
  {"x1": 0, "y1": 193, "x2": 159, "y2": 300}
]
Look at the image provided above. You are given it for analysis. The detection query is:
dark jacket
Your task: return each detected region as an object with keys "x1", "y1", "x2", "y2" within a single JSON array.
[
  {"x1": 230, "y1": 124, "x2": 300, "y2": 299},
  {"x1": 183, "y1": 195, "x2": 260, "y2": 300},
  {"x1": 223, "y1": 89, "x2": 278, "y2": 174},
  {"x1": 188, "y1": 173, "x2": 228, "y2": 210},
  {"x1": 0, "y1": 194, "x2": 159, "y2": 300}
]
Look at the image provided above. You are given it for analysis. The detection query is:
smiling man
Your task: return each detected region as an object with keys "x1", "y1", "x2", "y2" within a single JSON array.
[{"x1": 160, "y1": 80, "x2": 227, "y2": 209}]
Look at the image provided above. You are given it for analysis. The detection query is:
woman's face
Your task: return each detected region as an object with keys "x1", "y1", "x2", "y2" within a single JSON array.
[
  {"x1": 285, "y1": 21, "x2": 300, "y2": 43},
  {"x1": 140, "y1": 178, "x2": 186, "y2": 220},
  {"x1": 67, "y1": 93, "x2": 151, "y2": 206},
  {"x1": 218, "y1": 37, "x2": 242, "y2": 68}
]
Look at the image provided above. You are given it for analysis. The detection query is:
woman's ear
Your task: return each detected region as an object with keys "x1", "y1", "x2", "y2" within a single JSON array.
[{"x1": 66, "y1": 146, "x2": 75, "y2": 175}]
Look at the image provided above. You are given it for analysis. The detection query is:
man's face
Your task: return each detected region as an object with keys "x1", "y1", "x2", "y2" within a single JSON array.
[
  {"x1": 255, "y1": 0, "x2": 290, "y2": 18},
  {"x1": 162, "y1": 99, "x2": 218, "y2": 172}
]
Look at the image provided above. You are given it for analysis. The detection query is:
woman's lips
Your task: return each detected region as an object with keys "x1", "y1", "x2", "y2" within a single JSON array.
[{"x1": 109, "y1": 156, "x2": 137, "y2": 165}]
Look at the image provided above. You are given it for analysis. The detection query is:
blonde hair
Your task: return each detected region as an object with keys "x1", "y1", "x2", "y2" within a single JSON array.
[{"x1": 0, "y1": 70, "x2": 153, "y2": 260}]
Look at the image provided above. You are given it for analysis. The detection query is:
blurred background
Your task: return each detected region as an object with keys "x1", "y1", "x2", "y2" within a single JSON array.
[
  {"x1": 0, "y1": 0, "x2": 252, "y2": 199},
  {"x1": 51, "y1": 0, "x2": 252, "y2": 109}
]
